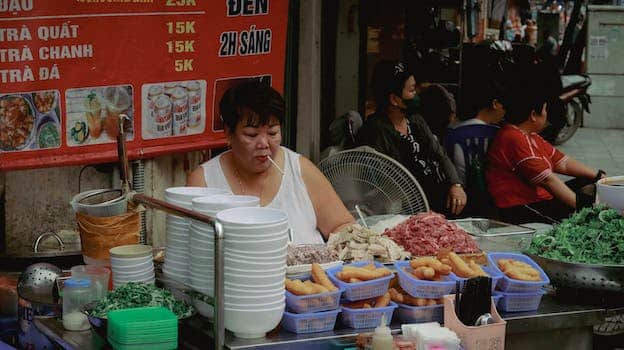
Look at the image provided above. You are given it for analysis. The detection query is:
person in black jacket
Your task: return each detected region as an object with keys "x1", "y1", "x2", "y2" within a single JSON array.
[{"x1": 357, "y1": 60, "x2": 467, "y2": 215}]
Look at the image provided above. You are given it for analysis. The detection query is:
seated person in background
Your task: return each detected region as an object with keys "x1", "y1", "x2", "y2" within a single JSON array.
[
  {"x1": 187, "y1": 81, "x2": 354, "y2": 243},
  {"x1": 446, "y1": 78, "x2": 507, "y2": 184},
  {"x1": 446, "y1": 78, "x2": 507, "y2": 217},
  {"x1": 419, "y1": 83, "x2": 457, "y2": 145},
  {"x1": 486, "y1": 77, "x2": 605, "y2": 224},
  {"x1": 357, "y1": 60, "x2": 467, "y2": 216}
]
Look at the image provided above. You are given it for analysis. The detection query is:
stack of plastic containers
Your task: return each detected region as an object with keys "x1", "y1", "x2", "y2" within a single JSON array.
[
  {"x1": 281, "y1": 279, "x2": 343, "y2": 334},
  {"x1": 107, "y1": 307, "x2": 178, "y2": 350},
  {"x1": 488, "y1": 252, "x2": 550, "y2": 312},
  {"x1": 162, "y1": 187, "x2": 228, "y2": 284},
  {"x1": 327, "y1": 261, "x2": 397, "y2": 329}
]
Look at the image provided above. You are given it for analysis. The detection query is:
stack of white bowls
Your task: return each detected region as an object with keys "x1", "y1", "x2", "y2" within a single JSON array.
[
  {"x1": 217, "y1": 207, "x2": 289, "y2": 339},
  {"x1": 188, "y1": 195, "x2": 260, "y2": 298},
  {"x1": 109, "y1": 244, "x2": 154, "y2": 288},
  {"x1": 163, "y1": 187, "x2": 228, "y2": 284}
]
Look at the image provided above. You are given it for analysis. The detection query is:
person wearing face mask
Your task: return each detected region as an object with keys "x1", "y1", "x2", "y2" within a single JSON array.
[
  {"x1": 486, "y1": 73, "x2": 605, "y2": 224},
  {"x1": 357, "y1": 60, "x2": 467, "y2": 216},
  {"x1": 187, "y1": 81, "x2": 354, "y2": 244}
]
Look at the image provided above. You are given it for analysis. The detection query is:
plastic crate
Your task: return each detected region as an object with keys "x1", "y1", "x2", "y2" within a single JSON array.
[
  {"x1": 487, "y1": 252, "x2": 550, "y2": 293},
  {"x1": 396, "y1": 302, "x2": 443, "y2": 324},
  {"x1": 496, "y1": 289, "x2": 546, "y2": 312},
  {"x1": 281, "y1": 309, "x2": 341, "y2": 334},
  {"x1": 492, "y1": 293, "x2": 503, "y2": 309},
  {"x1": 285, "y1": 287, "x2": 343, "y2": 314},
  {"x1": 394, "y1": 261, "x2": 456, "y2": 298},
  {"x1": 326, "y1": 261, "x2": 394, "y2": 301},
  {"x1": 451, "y1": 266, "x2": 503, "y2": 292},
  {"x1": 340, "y1": 302, "x2": 397, "y2": 329}
]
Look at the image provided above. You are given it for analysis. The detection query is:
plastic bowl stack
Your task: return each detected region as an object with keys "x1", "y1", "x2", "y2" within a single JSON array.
[
  {"x1": 188, "y1": 195, "x2": 260, "y2": 305},
  {"x1": 109, "y1": 245, "x2": 154, "y2": 288},
  {"x1": 163, "y1": 187, "x2": 228, "y2": 284},
  {"x1": 213, "y1": 207, "x2": 289, "y2": 339}
]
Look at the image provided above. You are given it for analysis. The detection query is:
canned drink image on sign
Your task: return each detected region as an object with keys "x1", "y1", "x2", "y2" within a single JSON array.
[
  {"x1": 154, "y1": 95, "x2": 173, "y2": 137},
  {"x1": 187, "y1": 81, "x2": 202, "y2": 128},
  {"x1": 147, "y1": 85, "x2": 164, "y2": 134},
  {"x1": 171, "y1": 87, "x2": 189, "y2": 135},
  {"x1": 164, "y1": 83, "x2": 177, "y2": 97}
]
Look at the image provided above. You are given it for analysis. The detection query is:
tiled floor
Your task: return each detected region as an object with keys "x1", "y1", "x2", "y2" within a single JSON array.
[{"x1": 557, "y1": 127, "x2": 624, "y2": 177}]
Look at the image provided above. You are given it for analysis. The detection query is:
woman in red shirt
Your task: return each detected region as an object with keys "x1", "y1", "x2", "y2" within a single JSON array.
[{"x1": 486, "y1": 80, "x2": 605, "y2": 224}]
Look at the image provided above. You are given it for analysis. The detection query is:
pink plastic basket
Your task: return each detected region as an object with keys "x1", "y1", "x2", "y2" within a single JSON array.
[
  {"x1": 487, "y1": 252, "x2": 549, "y2": 293},
  {"x1": 326, "y1": 261, "x2": 394, "y2": 301},
  {"x1": 443, "y1": 295, "x2": 506, "y2": 350},
  {"x1": 394, "y1": 261, "x2": 456, "y2": 298}
]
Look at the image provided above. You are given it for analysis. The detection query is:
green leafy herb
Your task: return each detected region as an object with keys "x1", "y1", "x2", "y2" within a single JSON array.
[
  {"x1": 90, "y1": 282, "x2": 194, "y2": 319},
  {"x1": 527, "y1": 205, "x2": 624, "y2": 265}
]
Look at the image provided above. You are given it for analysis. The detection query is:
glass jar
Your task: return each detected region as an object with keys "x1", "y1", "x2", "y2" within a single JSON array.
[{"x1": 62, "y1": 278, "x2": 93, "y2": 331}]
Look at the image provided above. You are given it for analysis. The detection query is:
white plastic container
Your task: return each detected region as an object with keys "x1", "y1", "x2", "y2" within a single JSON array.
[
  {"x1": 596, "y1": 176, "x2": 624, "y2": 212},
  {"x1": 62, "y1": 278, "x2": 93, "y2": 331}
]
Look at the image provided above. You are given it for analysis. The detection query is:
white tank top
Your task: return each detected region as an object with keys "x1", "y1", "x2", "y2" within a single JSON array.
[{"x1": 201, "y1": 146, "x2": 323, "y2": 244}]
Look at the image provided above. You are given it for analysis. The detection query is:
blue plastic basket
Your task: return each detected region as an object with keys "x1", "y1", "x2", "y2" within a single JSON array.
[
  {"x1": 492, "y1": 293, "x2": 503, "y2": 309},
  {"x1": 396, "y1": 303, "x2": 443, "y2": 324},
  {"x1": 394, "y1": 261, "x2": 457, "y2": 298},
  {"x1": 340, "y1": 302, "x2": 397, "y2": 329},
  {"x1": 496, "y1": 289, "x2": 546, "y2": 312},
  {"x1": 281, "y1": 309, "x2": 341, "y2": 334},
  {"x1": 487, "y1": 252, "x2": 550, "y2": 293},
  {"x1": 451, "y1": 266, "x2": 503, "y2": 292},
  {"x1": 285, "y1": 286, "x2": 343, "y2": 314},
  {"x1": 326, "y1": 261, "x2": 394, "y2": 301}
]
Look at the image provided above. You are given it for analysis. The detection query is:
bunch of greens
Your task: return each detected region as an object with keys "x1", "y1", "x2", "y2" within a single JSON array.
[
  {"x1": 527, "y1": 205, "x2": 624, "y2": 265},
  {"x1": 90, "y1": 282, "x2": 194, "y2": 319}
]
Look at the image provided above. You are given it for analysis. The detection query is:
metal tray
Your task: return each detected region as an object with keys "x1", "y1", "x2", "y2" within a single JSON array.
[
  {"x1": 526, "y1": 253, "x2": 624, "y2": 293},
  {"x1": 451, "y1": 218, "x2": 536, "y2": 236}
]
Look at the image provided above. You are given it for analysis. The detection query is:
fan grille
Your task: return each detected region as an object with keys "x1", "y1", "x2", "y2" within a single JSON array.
[{"x1": 318, "y1": 146, "x2": 428, "y2": 216}]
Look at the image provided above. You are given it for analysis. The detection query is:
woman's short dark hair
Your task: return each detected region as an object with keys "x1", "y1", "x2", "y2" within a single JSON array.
[
  {"x1": 371, "y1": 60, "x2": 413, "y2": 111},
  {"x1": 504, "y1": 67, "x2": 551, "y2": 125},
  {"x1": 219, "y1": 80, "x2": 285, "y2": 131}
]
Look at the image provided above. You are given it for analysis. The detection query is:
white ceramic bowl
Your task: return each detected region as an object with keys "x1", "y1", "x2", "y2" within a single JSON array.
[
  {"x1": 224, "y1": 304, "x2": 285, "y2": 338},
  {"x1": 167, "y1": 229, "x2": 189, "y2": 240},
  {"x1": 189, "y1": 237, "x2": 213, "y2": 248},
  {"x1": 109, "y1": 258, "x2": 153, "y2": 271},
  {"x1": 221, "y1": 221, "x2": 290, "y2": 235},
  {"x1": 165, "y1": 187, "x2": 229, "y2": 203},
  {"x1": 163, "y1": 265, "x2": 188, "y2": 278},
  {"x1": 166, "y1": 246, "x2": 189, "y2": 256},
  {"x1": 191, "y1": 222, "x2": 214, "y2": 234},
  {"x1": 597, "y1": 176, "x2": 624, "y2": 212},
  {"x1": 225, "y1": 285, "x2": 284, "y2": 296},
  {"x1": 191, "y1": 255, "x2": 213, "y2": 265},
  {"x1": 110, "y1": 244, "x2": 153, "y2": 259},
  {"x1": 225, "y1": 271, "x2": 285, "y2": 285},
  {"x1": 224, "y1": 251, "x2": 286, "y2": 262},
  {"x1": 167, "y1": 214, "x2": 190, "y2": 226},
  {"x1": 192, "y1": 194, "x2": 260, "y2": 213},
  {"x1": 225, "y1": 291, "x2": 284, "y2": 305},
  {"x1": 164, "y1": 258, "x2": 187, "y2": 270},
  {"x1": 224, "y1": 257, "x2": 285, "y2": 271},
  {"x1": 114, "y1": 278, "x2": 155, "y2": 288},
  {"x1": 193, "y1": 297, "x2": 214, "y2": 318},
  {"x1": 217, "y1": 207, "x2": 288, "y2": 227},
  {"x1": 225, "y1": 246, "x2": 287, "y2": 258},
  {"x1": 166, "y1": 220, "x2": 189, "y2": 230},
  {"x1": 225, "y1": 296, "x2": 285, "y2": 309},
  {"x1": 226, "y1": 279, "x2": 284, "y2": 290},
  {"x1": 225, "y1": 235, "x2": 289, "y2": 252}
]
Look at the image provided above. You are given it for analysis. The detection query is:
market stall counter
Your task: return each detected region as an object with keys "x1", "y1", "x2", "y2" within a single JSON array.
[{"x1": 34, "y1": 293, "x2": 607, "y2": 350}]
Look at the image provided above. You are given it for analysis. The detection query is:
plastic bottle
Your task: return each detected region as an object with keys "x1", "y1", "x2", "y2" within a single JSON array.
[
  {"x1": 371, "y1": 315, "x2": 393, "y2": 350},
  {"x1": 63, "y1": 278, "x2": 93, "y2": 331}
]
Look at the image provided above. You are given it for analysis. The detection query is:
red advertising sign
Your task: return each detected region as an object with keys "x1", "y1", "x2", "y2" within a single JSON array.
[{"x1": 0, "y1": 0, "x2": 288, "y2": 171}]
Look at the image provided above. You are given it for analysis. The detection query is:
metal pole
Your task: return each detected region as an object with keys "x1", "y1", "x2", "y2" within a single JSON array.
[
  {"x1": 128, "y1": 192, "x2": 225, "y2": 349},
  {"x1": 214, "y1": 221, "x2": 225, "y2": 350}
]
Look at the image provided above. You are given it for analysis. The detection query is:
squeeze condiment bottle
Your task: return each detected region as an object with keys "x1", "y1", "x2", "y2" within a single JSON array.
[{"x1": 371, "y1": 315, "x2": 393, "y2": 350}]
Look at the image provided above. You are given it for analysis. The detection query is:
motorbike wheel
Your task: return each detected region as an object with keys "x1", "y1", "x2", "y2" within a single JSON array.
[{"x1": 554, "y1": 100, "x2": 583, "y2": 145}]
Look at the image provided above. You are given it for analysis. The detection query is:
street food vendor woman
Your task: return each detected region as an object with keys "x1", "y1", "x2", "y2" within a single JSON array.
[{"x1": 187, "y1": 81, "x2": 354, "y2": 244}]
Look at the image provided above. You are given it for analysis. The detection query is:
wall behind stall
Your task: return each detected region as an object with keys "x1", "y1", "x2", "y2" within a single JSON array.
[{"x1": 1, "y1": 151, "x2": 205, "y2": 254}]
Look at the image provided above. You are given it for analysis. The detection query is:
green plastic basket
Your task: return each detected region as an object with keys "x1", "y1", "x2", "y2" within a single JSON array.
[{"x1": 107, "y1": 307, "x2": 178, "y2": 345}]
